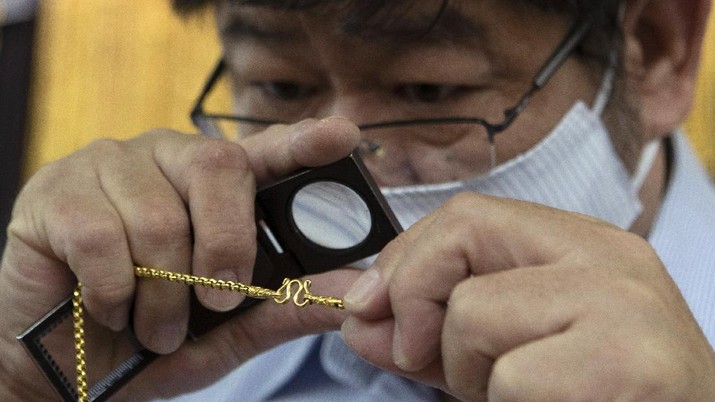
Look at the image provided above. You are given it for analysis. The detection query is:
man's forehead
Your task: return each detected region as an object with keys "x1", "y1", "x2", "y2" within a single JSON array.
[{"x1": 217, "y1": 0, "x2": 489, "y2": 45}]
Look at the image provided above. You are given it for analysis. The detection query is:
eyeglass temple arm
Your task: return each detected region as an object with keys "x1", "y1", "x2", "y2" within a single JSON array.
[
  {"x1": 533, "y1": 14, "x2": 596, "y2": 90},
  {"x1": 190, "y1": 58, "x2": 227, "y2": 122},
  {"x1": 496, "y1": 13, "x2": 596, "y2": 133}
]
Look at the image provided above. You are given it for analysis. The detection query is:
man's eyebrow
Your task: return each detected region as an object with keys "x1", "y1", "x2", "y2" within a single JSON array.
[
  {"x1": 343, "y1": 6, "x2": 485, "y2": 45},
  {"x1": 221, "y1": 6, "x2": 484, "y2": 45},
  {"x1": 221, "y1": 14, "x2": 304, "y2": 42}
]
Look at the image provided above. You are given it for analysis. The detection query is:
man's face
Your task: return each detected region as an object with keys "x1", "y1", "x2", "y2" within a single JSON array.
[{"x1": 215, "y1": 0, "x2": 622, "y2": 186}]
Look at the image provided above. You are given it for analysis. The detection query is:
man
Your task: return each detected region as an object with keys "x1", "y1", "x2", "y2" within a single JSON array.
[{"x1": 1, "y1": 0, "x2": 714, "y2": 400}]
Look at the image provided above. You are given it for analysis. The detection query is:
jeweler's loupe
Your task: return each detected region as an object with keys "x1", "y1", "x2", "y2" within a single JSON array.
[{"x1": 18, "y1": 152, "x2": 401, "y2": 401}]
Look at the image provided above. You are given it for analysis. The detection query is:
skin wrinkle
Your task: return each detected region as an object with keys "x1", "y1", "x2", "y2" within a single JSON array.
[
  {"x1": 217, "y1": 1, "x2": 629, "y2": 187},
  {"x1": 7, "y1": 1, "x2": 712, "y2": 401}
]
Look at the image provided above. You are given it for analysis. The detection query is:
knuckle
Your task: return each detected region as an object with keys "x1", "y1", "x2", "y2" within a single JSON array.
[
  {"x1": 437, "y1": 193, "x2": 485, "y2": 229},
  {"x1": 132, "y1": 127, "x2": 180, "y2": 144},
  {"x1": 188, "y1": 139, "x2": 249, "y2": 173},
  {"x1": 129, "y1": 203, "x2": 191, "y2": 246},
  {"x1": 197, "y1": 228, "x2": 256, "y2": 260},
  {"x1": 62, "y1": 211, "x2": 124, "y2": 257},
  {"x1": 19, "y1": 158, "x2": 81, "y2": 202},
  {"x1": 619, "y1": 232, "x2": 661, "y2": 265},
  {"x1": 29, "y1": 157, "x2": 70, "y2": 184},
  {"x1": 85, "y1": 274, "x2": 134, "y2": 309},
  {"x1": 83, "y1": 137, "x2": 127, "y2": 158},
  {"x1": 442, "y1": 192, "x2": 480, "y2": 213},
  {"x1": 446, "y1": 280, "x2": 482, "y2": 339},
  {"x1": 139, "y1": 127, "x2": 176, "y2": 138}
]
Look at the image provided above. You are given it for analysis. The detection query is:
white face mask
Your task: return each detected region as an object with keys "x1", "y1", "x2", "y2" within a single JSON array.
[
  {"x1": 381, "y1": 68, "x2": 659, "y2": 232},
  {"x1": 291, "y1": 66, "x2": 659, "y2": 270}
]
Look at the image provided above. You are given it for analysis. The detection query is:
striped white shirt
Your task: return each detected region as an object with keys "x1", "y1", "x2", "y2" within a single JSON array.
[{"x1": 168, "y1": 132, "x2": 715, "y2": 401}]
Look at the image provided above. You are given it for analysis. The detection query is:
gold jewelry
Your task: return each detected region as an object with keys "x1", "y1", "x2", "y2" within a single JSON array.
[
  {"x1": 72, "y1": 284, "x2": 89, "y2": 402},
  {"x1": 72, "y1": 267, "x2": 344, "y2": 402}
]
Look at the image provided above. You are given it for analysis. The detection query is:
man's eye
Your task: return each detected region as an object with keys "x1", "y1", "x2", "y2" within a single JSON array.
[
  {"x1": 256, "y1": 81, "x2": 317, "y2": 101},
  {"x1": 395, "y1": 84, "x2": 463, "y2": 103}
]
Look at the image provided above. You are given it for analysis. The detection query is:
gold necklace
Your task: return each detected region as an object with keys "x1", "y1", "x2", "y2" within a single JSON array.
[{"x1": 72, "y1": 267, "x2": 344, "y2": 402}]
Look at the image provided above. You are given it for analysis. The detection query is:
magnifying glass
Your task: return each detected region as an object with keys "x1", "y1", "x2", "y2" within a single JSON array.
[
  {"x1": 291, "y1": 181, "x2": 372, "y2": 250},
  {"x1": 19, "y1": 152, "x2": 402, "y2": 401}
]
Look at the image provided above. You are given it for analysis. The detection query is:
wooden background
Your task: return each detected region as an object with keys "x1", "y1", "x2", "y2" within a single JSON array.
[{"x1": 24, "y1": 1, "x2": 715, "y2": 177}]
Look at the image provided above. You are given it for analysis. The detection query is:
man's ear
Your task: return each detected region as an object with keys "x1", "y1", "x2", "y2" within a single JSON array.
[{"x1": 621, "y1": 0, "x2": 711, "y2": 140}]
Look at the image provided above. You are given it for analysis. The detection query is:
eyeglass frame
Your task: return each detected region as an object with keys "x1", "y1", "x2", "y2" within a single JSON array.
[{"x1": 190, "y1": 11, "x2": 597, "y2": 158}]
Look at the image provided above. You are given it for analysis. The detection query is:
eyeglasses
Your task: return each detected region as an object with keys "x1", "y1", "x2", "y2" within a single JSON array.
[{"x1": 190, "y1": 13, "x2": 595, "y2": 180}]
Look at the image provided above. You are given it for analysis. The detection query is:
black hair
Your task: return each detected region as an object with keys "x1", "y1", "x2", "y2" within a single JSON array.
[
  {"x1": 173, "y1": 0, "x2": 618, "y2": 23},
  {"x1": 173, "y1": 0, "x2": 621, "y2": 69}
]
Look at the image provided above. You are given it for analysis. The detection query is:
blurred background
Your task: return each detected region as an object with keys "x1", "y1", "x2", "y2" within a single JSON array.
[{"x1": 1, "y1": 1, "x2": 714, "y2": 248}]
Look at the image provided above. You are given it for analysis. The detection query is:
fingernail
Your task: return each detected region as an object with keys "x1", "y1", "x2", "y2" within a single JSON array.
[
  {"x1": 319, "y1": 116, "x2": 348, "y2": 124},
  {"x1": 344, "y1": 267, "x2": 381, "y2": 307},
  {"x1": 203, "y1": 270, "x2": 243, "y2": 311},
  {"x1": 150, "y1": 322, "x2": 185, "y2": 354}
]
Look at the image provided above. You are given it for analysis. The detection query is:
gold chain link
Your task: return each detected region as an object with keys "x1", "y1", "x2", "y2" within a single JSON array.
[
  {"x1": 72, "y1": 267, "x2": 344, "y2": 401},
  {"x1": 72, "y1": 284, "x2": 89, "y2": 402}
]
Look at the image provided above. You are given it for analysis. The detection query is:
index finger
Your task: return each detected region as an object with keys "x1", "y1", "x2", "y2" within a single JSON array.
[
  {"x1": 151, "y1": 132, "x2": 256, "y2": 311},
  {"x1": 239, "y1": 116, "x2": 361, "y2": 185}
]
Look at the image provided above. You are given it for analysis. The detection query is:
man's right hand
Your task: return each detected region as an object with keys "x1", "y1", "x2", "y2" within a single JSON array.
[{"x1": 0, "y1": 117, "x2": 362, "y2": 400}]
